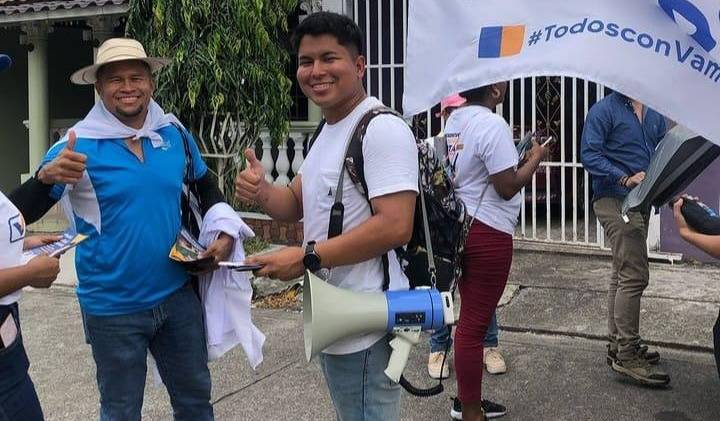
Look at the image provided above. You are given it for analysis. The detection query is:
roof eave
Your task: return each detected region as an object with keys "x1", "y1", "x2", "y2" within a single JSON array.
[{"x1": 0, "y1": 3, "x2": 128, "y2": 25}]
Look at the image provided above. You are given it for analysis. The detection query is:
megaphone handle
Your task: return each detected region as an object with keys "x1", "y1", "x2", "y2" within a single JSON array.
[{"x1": 385, "y1": 328, "x2": 421, "y2": 383}]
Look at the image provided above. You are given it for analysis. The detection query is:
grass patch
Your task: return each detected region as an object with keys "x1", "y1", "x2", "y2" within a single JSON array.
[{"x1": 244, "y1": 236, "x2": 270, "y2": 255}]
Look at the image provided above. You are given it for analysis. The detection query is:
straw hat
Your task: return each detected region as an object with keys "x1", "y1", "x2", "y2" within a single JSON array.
[
  {"x1": 70, "y1": 38, "x2": 171, "y2": 85},
  {"x1": 0, "y1": 54, "x2": 11, "y2": 72}
]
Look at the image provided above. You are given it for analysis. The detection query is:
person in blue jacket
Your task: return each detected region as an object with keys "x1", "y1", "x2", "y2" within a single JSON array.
[{"x1": 581, "y1": 91, "x2": 670, "y2": 386}]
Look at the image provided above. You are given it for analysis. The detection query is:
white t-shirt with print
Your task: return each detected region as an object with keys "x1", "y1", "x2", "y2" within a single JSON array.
[
  {"x1": 0, "y1": 191, "x2": 26, "y2": 305},
  {"x1": 444, "y1": 105, "x2": 521, "y2": 235},
  {"x1": 299, "y1": 96, "x2": 419, "y2": 355}
]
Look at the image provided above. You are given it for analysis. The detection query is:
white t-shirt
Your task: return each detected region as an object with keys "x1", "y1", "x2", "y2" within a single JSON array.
[
  {"x1": 0, "y1": 191, "x2": 26, "y2": 305},
  {"x1": 299, "y1": 96, "x2": 419, "y2": 355},
  {"x1": 444, "y1": 105, "x2": 521, "y2": 235}
]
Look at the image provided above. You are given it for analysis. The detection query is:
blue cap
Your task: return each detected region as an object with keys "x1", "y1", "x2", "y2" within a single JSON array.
[{"x1": 0, "y1": 54, "x2": 12, "y2": 72}]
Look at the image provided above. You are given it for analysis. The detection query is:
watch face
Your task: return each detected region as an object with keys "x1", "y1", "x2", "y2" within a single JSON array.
[
  {"x1": 304, "y1": 251, "x2": 321, "y2": 272},
  {"x1": 304, "y1": 241, "x2": 321, "y2": 271}
]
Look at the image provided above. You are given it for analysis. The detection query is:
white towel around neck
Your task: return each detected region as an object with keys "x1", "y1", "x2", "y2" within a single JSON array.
[{"x1": 70, "y1": 99, "x2": 183, "y2": 147}]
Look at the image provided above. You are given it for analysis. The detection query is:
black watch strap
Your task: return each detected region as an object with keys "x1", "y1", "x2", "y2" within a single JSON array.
[{"x1": 303, "y1": 241, "x2": 322, "y2": 272}]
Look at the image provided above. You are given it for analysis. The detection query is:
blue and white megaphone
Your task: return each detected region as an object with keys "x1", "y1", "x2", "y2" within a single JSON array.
[{"x1": 303, "y1": 270, "x2": 454, "y2": 382}]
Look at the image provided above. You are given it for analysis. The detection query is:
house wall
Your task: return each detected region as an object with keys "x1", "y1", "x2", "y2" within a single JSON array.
[
  {"x1": 0, "y1": 26, "x2": 93, "y2": 192},
  {"x1": 660, "y1": 159, "x2": 720, "y2": 262},
  {"x1": 48, "y1": 26, "x2": 94, "y2": 123},
  {"x1": 0, "y1": 29, "x2": 29, "y2": 192}
]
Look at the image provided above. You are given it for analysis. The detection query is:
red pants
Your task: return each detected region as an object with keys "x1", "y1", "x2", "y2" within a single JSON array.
[{"x1": 454, "y1": 220, "x2": 513, "y2": 404}]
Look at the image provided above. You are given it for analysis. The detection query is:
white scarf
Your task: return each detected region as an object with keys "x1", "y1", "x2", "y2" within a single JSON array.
[
  {"x1": 70, "y1": 99, "x2": 183, "y2": 147},
  {"x1": 58, "y1": 99, "x2": 186, "y2": 234}
]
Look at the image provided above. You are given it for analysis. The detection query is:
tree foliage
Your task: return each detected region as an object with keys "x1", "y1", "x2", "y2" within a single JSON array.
[{"x1": 125, "y1": 0, "x2": 297, "y2": 143}]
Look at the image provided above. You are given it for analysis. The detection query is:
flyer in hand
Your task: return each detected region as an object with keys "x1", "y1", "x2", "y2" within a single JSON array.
[
  {"x1": 169, "y1": 228, "x2": 215, "y2": 271},
  {"x1": 25, "y1": 231, "x2": 88, "y2": 258},
  {"x1": 516, "y1": 131, "x2": 535, "y2": 163},
  {"x1": 217, "y1": 261, "x2": 264, "y2": 272}
]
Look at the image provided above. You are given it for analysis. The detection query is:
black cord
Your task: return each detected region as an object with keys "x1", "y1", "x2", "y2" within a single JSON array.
[
  {"x1": 399, "y1": 325, "x2": 453, "y2": 397},
  {"x1": 399, "y1": 375, "x2": 444, "y2": 397}
]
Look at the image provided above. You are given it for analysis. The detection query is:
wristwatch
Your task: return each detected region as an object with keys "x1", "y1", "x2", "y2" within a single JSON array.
[{"x1": 303, "y1": 241, "x2": 322, "y2": 272}]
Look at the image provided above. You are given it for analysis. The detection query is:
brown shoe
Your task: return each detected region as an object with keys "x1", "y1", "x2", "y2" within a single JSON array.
[
  {"x1": 607, "y1": 344, "x2": 661, "y2": 366},
  {"x1": 611, "y1": 355, "x2": 670, "y2": 386}
]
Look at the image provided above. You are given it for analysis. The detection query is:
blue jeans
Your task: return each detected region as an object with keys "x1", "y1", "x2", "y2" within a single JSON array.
[
  {"x1": 0, "y1": 303, "x2": 44, "y2": 421},
  {"x1": 430, "y1": 310, "x2": 499, "y2": 353},
  {"x1": 319, "y1": 335, "x2": 401, "y2": 421},
  {"x1": 82, "y1": 284, "x2": 213, "y2": 421}
]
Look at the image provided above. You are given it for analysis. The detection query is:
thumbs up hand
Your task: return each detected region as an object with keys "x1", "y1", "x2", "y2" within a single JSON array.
[
  {"x1": 37, "y1": 130, "x2": 87, "y2": 185},
  {"x1": 234, "y1": 148, "x2": 269, "y2": 205}
]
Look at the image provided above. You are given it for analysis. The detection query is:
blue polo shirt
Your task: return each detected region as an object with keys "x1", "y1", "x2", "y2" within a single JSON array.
[
  {"x1": 40, "y1": 125, "x2": 207, "y2": 316},
  {"x1": 581, "y1": 92, "x2": 667, "y2": 201}
]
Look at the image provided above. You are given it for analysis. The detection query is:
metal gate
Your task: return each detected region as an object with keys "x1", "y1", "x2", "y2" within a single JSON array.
[{"x1": 352, "y1": 0, "x2": 610, "y2": 248}]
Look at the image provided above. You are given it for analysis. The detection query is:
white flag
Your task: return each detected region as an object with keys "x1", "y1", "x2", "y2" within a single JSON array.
[{"x1": 403, "y1": 0, "x2": 719, "y2": 143}]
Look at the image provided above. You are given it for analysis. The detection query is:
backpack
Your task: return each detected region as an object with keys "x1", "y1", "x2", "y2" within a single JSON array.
[{"x1": 307, "y1": 107, "x2": 473, "y2": 293}]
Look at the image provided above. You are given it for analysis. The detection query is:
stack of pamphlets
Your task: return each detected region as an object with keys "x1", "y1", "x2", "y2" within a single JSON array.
[
  {"x1": 169, "y1": 228, "x2": 265, "y2": 272},
  {"x1": 169, "y1": 228, "x2": 216, "y2": 272},
  {"x1": 517, "y1": 132, "x2": 553, "y2": 167},
  {"x1": 24, "y1": 231, "x2": 88, "y2": 258}
]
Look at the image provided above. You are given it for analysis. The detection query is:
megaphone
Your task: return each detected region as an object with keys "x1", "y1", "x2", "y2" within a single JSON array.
[
  {"x1": 622, "y1": 126, "x2": 720, "y2": 219},
  {"x1": 303, "y1": 270, "x2": 454, "y2": 383}
]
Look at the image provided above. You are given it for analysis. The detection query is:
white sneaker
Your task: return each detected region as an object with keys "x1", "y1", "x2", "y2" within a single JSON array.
[
  {"x1": 484, "y1": 347, "x2": 507, "y2": 374},
  {"x1": 427, "y1": 351, "x2": 450, "y2": 379}
]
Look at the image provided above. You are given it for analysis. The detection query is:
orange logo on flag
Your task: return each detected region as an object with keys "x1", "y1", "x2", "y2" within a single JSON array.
[{"x1": 478, "y1": 25, "x2": 526, "y2": 58}]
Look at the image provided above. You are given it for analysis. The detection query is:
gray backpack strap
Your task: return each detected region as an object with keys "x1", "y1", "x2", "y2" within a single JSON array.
[
  {"x1": 328, "y1": 107, "x2": 400, "y2": 291},
  {"x1": 304, "y1": 119, "x2": 326, "y2": 156}
]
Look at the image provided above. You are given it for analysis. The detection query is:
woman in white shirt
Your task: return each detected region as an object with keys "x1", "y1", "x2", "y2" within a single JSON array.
[
  {"x1": 0, "y1": 53, "x2": 61, "y2": 421},
  {"x1": 445, "y1": 83, "x2": 547, "y2": 421},
  {"x1": 0, "y1": 190, "x2": 61, "y2": 421}
]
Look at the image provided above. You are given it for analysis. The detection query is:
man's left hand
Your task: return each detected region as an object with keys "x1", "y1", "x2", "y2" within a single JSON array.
[
  {"x1": 245, "y1": 246, "x2": 304, "y2": 282},
  {"x1": 200, "y1": 233, "x2": 235, "y2": 266},
  {"x1": 625, "y1": 171, "x2": 646, "y2": 188},
  {"x1": 23, "y1": 235, "x2": 62, "y2": 251}
]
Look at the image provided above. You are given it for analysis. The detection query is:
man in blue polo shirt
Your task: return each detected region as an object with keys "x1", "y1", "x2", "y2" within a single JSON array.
[
  {"x1": 581, "y1": 91, "x2": 670, "y2": 387},
  {"x1": 11, "y1": 38, "x2": 232, "y2": 420}
]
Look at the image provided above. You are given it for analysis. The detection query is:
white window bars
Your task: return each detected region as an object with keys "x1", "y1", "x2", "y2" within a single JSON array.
[{"x1": 352, "y1": 0, "x2": 608, "y2": 248}]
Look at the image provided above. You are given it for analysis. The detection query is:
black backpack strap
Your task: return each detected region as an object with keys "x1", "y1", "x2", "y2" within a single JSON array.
[
  {"x1": 304, "y1": 119, "x2": 326, "y2": 156},
  {"x1": 172, "y1": 123, "x2": 202, "y2": 235},
  {"x1": 172, "y1": 123, "x2": 203, "y2": 296},
  {"x1": 342, "y1": 107, "x2": 403, "y2": 291}
]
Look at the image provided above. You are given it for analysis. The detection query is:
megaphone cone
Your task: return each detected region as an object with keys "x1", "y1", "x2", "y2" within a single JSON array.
[{"x1": 303, "y1": 271, "x2": 388, "y2": 361}]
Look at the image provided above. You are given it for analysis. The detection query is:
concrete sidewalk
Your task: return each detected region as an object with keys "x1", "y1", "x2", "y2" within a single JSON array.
[
  {"x1": 20, "y1": 289, "x2": 720, "y2": 421},
  {"x1": 501, "y1": 250, "x2": 720, "y2": 351},
  {"x1": 27, "y1": 248, "x2": 719, "y2": 420}
]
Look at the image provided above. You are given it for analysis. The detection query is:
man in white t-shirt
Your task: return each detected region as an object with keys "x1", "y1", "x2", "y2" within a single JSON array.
[{"x1": 235, "y1": 12, "x2": 418, "y2": 421}]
